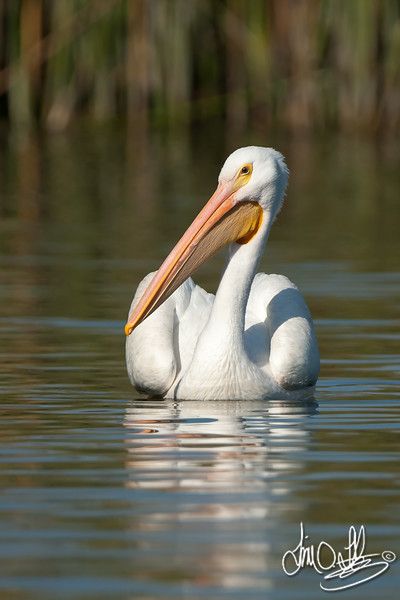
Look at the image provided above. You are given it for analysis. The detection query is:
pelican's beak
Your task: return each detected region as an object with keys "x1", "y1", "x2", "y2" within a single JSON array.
[{"x1": 125, "y1": 182, "x2": 262, "y2": 335}]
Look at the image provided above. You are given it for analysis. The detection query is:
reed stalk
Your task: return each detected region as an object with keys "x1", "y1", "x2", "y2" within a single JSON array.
[{"x1": 0, "y1": 0, "x2": 398, "y2": 133}]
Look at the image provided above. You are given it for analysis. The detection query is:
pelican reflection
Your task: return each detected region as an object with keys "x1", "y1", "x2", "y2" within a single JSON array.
[
  {"x1": 123, "y1": 398, "x2": 317, "y2": 591},
  {"x1": 124, "y1": 398, "x2": 317, "y2": 508}
]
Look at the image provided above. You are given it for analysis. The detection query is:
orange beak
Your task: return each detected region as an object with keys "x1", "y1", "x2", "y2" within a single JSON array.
[{"x1": 125, "y1": 181, "x2": 262, "y2": 336}]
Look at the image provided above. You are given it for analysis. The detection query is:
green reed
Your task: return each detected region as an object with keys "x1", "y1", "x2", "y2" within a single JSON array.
[{"x1": 0, "y1": 0, "x2": 399, "y2": 133}]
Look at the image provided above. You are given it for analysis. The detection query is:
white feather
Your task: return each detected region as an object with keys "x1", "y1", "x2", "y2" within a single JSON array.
[{"x1": 126, "y1": 147, "x2": 319, "y2": 400}]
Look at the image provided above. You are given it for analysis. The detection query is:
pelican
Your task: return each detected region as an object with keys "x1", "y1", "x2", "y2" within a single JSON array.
[{"x1": 125, "y1": 147, "x2": 319, "y2": 400}]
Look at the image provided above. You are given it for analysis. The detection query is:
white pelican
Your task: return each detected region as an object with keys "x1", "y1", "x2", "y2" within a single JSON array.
[{"x1": 125, "y1": 147, "x2": 319, "y2": 400}]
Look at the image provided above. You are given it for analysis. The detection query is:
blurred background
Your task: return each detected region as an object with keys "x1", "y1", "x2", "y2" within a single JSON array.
[{"x1": 0, "y1": 0, "x2": 399, "y2": 133}]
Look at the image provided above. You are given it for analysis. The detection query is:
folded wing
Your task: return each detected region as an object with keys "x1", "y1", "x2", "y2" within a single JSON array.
[{"x1": 246, "y1": 273, "x2": 320, "y2": 390}]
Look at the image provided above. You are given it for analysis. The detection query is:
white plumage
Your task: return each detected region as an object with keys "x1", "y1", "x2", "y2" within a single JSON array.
[{"x1": 125, "y1": 147, "x2": 319, "y2": 400}]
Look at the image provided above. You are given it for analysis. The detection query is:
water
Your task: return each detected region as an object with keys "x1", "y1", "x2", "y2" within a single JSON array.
[{"x1": 0, "y1": 126, "x2": 399, "y2": 599}]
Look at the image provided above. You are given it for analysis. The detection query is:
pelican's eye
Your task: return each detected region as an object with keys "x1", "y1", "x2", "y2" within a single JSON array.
[{"x1": 235, "y1": 163, "x2": 253, "y2": 187}]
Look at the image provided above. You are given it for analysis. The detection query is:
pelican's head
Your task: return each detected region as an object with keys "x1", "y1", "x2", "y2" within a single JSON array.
[
  {"x1": 125, "y1": 146, "x2": 289, "y2": 335},
  {"x1": 219, "y1": 146, "x2": 288, "y2": 217}
]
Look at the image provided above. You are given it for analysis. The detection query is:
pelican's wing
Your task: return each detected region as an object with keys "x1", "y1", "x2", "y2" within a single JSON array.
[
  {"x1": 245, "y1": 273, "x2": 320, "y2": 390},
  {"x1": 126, "y1": 273, "x2": 213, "y2": 396}
]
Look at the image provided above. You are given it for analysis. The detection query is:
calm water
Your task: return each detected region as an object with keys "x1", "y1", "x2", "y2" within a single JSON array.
[{"x1": 0, "y1": 126, "x2": 399, "y2": 599}]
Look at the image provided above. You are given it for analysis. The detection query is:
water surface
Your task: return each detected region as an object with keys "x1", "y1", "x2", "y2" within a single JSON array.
[{"x1": 0, "y1": 127, "x2": 399, "y2": 599}]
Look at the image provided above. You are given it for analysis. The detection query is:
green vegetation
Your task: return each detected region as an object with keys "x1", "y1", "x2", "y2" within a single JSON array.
[{"x1": 0, "y1": 0, "x2": 399, "y2": 132}]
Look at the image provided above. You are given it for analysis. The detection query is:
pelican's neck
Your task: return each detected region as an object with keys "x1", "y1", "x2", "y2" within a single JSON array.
[{"x1": 206, "y1": 212, "x2": 272, "y2": 346}]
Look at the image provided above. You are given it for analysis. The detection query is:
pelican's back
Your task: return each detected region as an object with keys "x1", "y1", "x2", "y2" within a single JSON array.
[{"x1": 247, "y1": 273, "x2": 320, "y2": 390}]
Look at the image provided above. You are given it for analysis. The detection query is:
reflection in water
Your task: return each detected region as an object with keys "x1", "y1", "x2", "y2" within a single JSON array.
[{"x1": 123, "y1": 399, "x2": 317, "y2": 592}]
